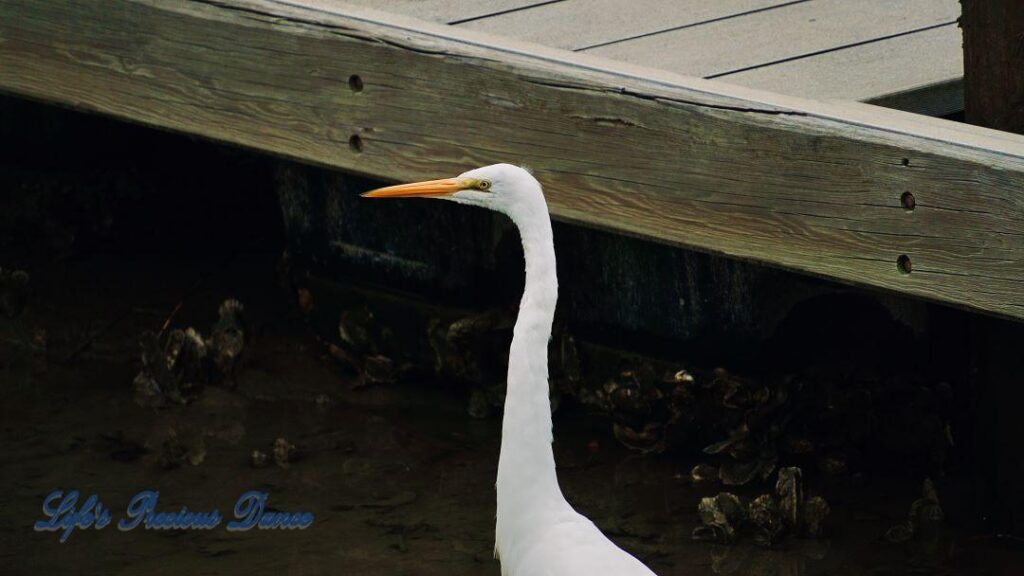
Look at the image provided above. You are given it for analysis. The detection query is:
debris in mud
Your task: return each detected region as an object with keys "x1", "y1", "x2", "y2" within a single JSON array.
[
  {"x1": 690, "y1": 463, "x2": 719, "y2": 486},
  {"x1": 315, "y1": 393, "x2": 332, "y2": 409},
  {"x1": 885, "y1": 478, "x2": 944, "y2": 544},
  {"x1": 801, "y1": 496, "x2": 830, "y2": 538},
  {"x1": 748, "y1": 493, "x2": 784, "y2": 548},
  {"x1": 776, "y1": 467, "x2": 803, "y2": 527},
  {"x1": 296, "y1": 286, "x2": 314, "y2": 314},
  {"x1": 613, "y1": 421, "x2": 666, "y2": 453},
  {"x1": 693, "y1": 492, "x2": 747, "y2": 544},
  {"x1": 693, "y1": 467, "x2": 830, "y2": 548},
  {"x1": 598, "y1": 365, "x2": 677, "y2": 453},
  {"x1": 132, "y1": 298, "x2": 246, "y2": 406},
  {"x1": 338, "y1": 306, "x2": 378, "y2": 352},
  {"x1": 157, "y1": 427, "x2": 207, "y2": 469},
  {"x1": 140, "y1": 384, "x2": 247, "y2": 470},
  {"x1": 363, "y1": 354, "x2": 399, "y2": 385},
  {"x1": 433, "y1": 308, "x2": 515, "y2": 384},
  {"x1": 324, "y1": 339, "x2": 360, "y2": 369},
  {"x1": 250, "y1": 449, "x2": 271, "y2": 469},
  {"x1": 0, "y1": 267, "x2": 29, "y2": 317},
  {"x1": 335, "y1": 304, "x2": 419, "y2": 387},
  {"x1": 273, "y1": 437, "x2": 298, "y2": 468},
  {"x1": 133, "y1": 330, "x2": 195, "y2": 406},
  {"x1": 209, "y1": 299, "x2": 245, "y2": 379}
]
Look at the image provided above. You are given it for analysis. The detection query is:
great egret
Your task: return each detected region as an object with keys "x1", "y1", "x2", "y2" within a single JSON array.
[{"x1": 364, "y1": 164, "x2": 657, "y2": 576}]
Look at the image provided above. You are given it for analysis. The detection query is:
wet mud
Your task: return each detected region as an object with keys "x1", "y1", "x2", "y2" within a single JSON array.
[{"x1": 1, "y1": 253, "x2": 1021, "y2": 576}]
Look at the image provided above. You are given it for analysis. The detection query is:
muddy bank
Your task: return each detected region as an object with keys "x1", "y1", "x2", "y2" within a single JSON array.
[{"x1": 1, "y1": 252, "x2": 1019, "y2": 575}]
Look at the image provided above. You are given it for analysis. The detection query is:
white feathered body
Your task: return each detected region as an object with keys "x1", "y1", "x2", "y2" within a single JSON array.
[{"x1": 476, "y1": 165, "x2": 655, "y2": 576}]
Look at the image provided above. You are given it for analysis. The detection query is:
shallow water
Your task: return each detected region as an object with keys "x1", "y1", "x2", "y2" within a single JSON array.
[{"x1": 1, "y1": 253, "x2": 1021, "y2": 576}]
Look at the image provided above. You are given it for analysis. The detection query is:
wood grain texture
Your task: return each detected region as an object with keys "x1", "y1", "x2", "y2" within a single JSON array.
[
  {"x1": 962, "y1": 0, "x2": 1024, "y2": 133},
  {"x1": 456, "y1": 0, "x2": 788, "y2": 50},
  {"x1": 721, "y1": 24, "x2": 963, "y2": 102},
  {"x1": 1, "y1": 0, "x2": 1023, "y2": 320},
  {"x1": 586, "y1": 0, "x2": 959, "y2": 78},
  {"x1": 345, "y1": 0, "x2": 962, "y2": 114},
  {"x1": 340, "y1": 0, "x2": 550, "y2": 23}
]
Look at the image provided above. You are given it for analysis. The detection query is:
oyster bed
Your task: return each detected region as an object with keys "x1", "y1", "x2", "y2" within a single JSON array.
[{"x1": 1, "y1": 251, "x2": 1021, "y2": 575}]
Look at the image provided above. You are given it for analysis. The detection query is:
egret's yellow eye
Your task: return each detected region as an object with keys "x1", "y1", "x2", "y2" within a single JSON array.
[{"x1": 477, "y1": 179, "x2": 492, "y2": 191}]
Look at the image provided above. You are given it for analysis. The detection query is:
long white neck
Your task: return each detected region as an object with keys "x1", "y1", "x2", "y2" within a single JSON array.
[{"x1": 495, "y1": 197, "x2": 567, "y2": 558}]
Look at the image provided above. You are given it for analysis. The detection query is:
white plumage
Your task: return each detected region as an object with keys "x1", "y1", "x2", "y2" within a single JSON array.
[{"x1": 365, "y1": 164, "x2": 656, "y2": 576}]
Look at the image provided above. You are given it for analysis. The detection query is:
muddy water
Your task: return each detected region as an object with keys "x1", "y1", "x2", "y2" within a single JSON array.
[{"x1": 0, "y1": 253, "x2": 1020, "y2": 576}]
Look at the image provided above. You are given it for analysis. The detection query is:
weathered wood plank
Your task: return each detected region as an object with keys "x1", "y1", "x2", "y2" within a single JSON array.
[
  {"x1": 1, "y1": 0, "x2": 1023, "y2": 320},
  {"x1": 340, "y1": 0, "x2": 547, "y2": 24},
  {"x1": 586, "y1": 0, "x2": 958, "y2": 78},
  {"x1": 721, "y1": 24, "x2": 963, "y2": 105},
  {"x1": 343, "y1": 0, "x2": 963, "y2": 115},
  {"x1": 456, "y1": 0, "x2": 788, "y2": 50}
]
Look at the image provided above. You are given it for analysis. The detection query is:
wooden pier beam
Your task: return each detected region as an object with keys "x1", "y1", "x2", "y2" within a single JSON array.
[{"x1": 1, "y1": 0, "x2": 1023, "y2": 320}]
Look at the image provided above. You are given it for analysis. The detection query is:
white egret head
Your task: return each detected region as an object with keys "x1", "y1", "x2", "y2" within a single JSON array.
[{"x1": 362, "y1": 163, "x2": 544, "y2": 223}]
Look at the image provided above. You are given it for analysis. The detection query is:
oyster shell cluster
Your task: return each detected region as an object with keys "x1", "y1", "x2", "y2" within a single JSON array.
[
  {"x1": 301, "y1": 279, "x2": 952, "y2": 487},
  {"x1": 251, "y1": 437, "x2": 300, "y2": 469},
  {"x1": 601, "y1": 361, "x2": 951, "y2": 488},
  {"x1": 885, "y1": 478, "x2": 944, "y2": 544},
  {"x1": 693, "y1": 467, "x2": 830, "y2": 547},
  {"x1": 133, "y1": 298, "x2": 245, "y2": 406}
]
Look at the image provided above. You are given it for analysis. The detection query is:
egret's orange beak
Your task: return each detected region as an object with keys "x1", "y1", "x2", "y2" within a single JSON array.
[{"x1": 361, "y1": 177, "x2": 468, "y2": 198}]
